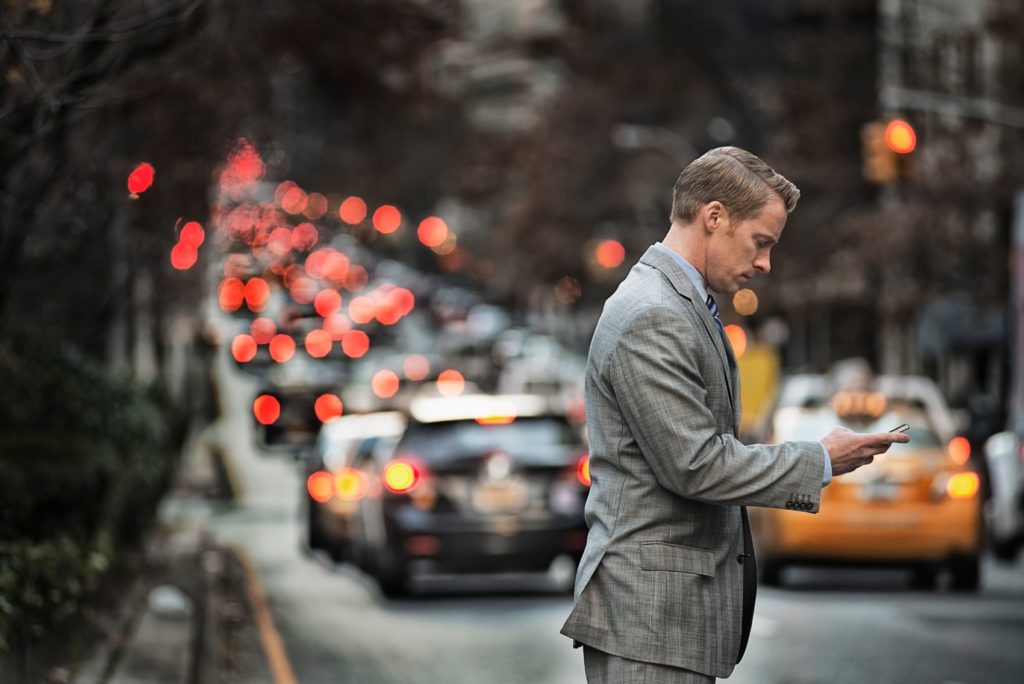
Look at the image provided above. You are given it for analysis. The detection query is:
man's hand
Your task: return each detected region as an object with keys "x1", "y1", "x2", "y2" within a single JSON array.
[{"x1": 820, "y1": 427, "x2": 910, "y2": 477}]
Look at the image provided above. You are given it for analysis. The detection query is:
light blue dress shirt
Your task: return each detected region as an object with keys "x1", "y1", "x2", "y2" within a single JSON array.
[{"x1": 653, "y1": 242, "x2": 832, "y2": 486}]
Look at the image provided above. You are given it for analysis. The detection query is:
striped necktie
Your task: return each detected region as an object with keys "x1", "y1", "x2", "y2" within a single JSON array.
[{"x1": 705, "y1": 292, "x2": 724, "y2": 335}]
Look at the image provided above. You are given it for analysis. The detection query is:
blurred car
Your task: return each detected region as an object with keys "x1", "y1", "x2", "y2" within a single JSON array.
[
  {"x1": 984, "y1": 428, "x2": 1024, "y2": 560},
  {"x1": 349, "y1": 394, "x2": 591, "y2": 596},
  {"x1": 750, "y1": 392, "x2": 983, "y2": 591},
  {"x1": 303, "y1": 411, "x2": 407, "y2": 561}
]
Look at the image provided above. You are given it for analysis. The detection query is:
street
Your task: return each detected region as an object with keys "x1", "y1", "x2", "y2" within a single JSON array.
[{"x1": 197, "y1": 353, "x2": 1024, "y2": 684}]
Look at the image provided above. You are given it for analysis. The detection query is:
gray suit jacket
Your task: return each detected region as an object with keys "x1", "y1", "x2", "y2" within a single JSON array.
[{"x1": 561, "y1": 245, "x2": 825, "y2": 679}]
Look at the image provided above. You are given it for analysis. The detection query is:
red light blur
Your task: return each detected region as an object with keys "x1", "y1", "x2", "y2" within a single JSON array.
[
  {"x1": 170, "y1": 242, "x2": 198, "y2": 270},
  {"x1": 307, "y1": 471, "x2": 333, "y2": 504},
  {"x1": 947, "y1": 471, "x2": 979, "y2": 499},
  {"x1": 269, "y1": 334, "x2": 296, "y2": 363},
  {"x1": 323, "y1": 313, "x2": 351, "y2": 340},
  {"x1": 322, "y1": 252, "x2": 351, "y2": 286},
  {"x1": 403, "y1": 355, "x2": 430, "y2": 381},
  {"x1": 595, "y1": 240, "x2": 626, "y2": 269},
  {"x1": 291, "y1": 223, "x2": 319, "y2": 251},
  {"x1": 218, "y1": 277, "x2": 245, "y2": 312},
  {"x1": 127, "y1": 162, "x2": 155, "y2": 195},
  {"x1": 417, "y1": 217, "x2": 449, "y2": 248},
  {"x1": 372, "y1": 205, "x2": 401, "y2": 234},
  {"x1": 245, "y1": 278, "x2": 271, "y2": 312},
  {"x1": 314, "y1": 289, "x2": 342, "y2": 317},
  {"x1": 554, "y1": 276, "x2": 582, "y2": 305},
  {"x1": 253, "y1": 394, "x2": 281, "y2": 425},
  {"x1": 250, "y1": 317, "x2": 277, "y2": 344},
  {"x1": 267, "y1": 227, "x2": 293, "y2": 256},
  {"x1": 341, "y1": 330, "x2": 370, "y2": 358},
  {"x1": 314, "y1": 394, "x2": 344, "y2": 423},
  {"x1": 343, "y1": 265, "x2": 368, "y2": 292},
  {"x1": 372, "y1": 370, "x2": 401, "y2": 399},
  {"x1": 303, "y1": 193, "x2": 328, "y2": 220},
  {"x1": 179, "y1": 221, "x2": 205, "y2": 248},
  {"x1": 231, "y1": 334, "x2": 258, "y2": 363},
  {"x1": 334, "y1": 468, "x2": 368, "y2": 501},
  {"x1": 948, "y1": 437, "x2": 971, "y2": 466},
  {"x1": 436, "y1": 369, "x2": 465, "y2": 397},
  {"x1": 348, "y1": 296, "x2": 376, "y2": 325},
  {"x1": 339, "y1": 196, "x2": 367, "y2": 225},
  {"x1": 304, "y1": 329, "x2": 333, "y2": 358},
  {"x1": 289, "y1": 276, "x2": 317, "y2": 305},
  {"x1": 724, "y1": 324, "x2": 748, "y2": 359},
  {"x1": 220, "y1": 140, "x2": 265, "y2": 194},
  {"x1": 304, "y1": 249, "x2": 329, "y2": 278},
  {"x1": 281, "y1": 186, "x2": 308, "y2": 215},
  {"x1": 885, "y1": 119, "x2": 917, "y2": 154},
  {"x1": 392, "y1": 288, "x2": 415, "y2": 316},
  {"x1": 275, "y1": 181, "x2": 297, "y2": 206},
  {"x1": 577, "y1": 455, "x2": 592, "y2": 487}
]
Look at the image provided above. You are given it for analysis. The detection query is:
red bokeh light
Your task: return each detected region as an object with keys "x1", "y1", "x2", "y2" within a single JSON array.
[
  {"x1": 218, "y1": 277, "x2": 245, "y2": 312},
  {"x1": 245, "y1": 277, "x2": 271, "y2": 312},
  {"x1": 231, "y1": 334, "x2": 258, "y2": 363},
  {"x1": 595, "y1": 240, "x2": 626, "y2": 269},
  {"x1": 339, "y1": 196, "x2": 367, "y2": 225},
  {"x1": 304, "y1": 193, "x2": 328, "y2": 220},
  {"x1": 314, "y1": 289, "x2": 342, "y2": 317},
  {"x1": 323, "y1": 313, "x2": 351, "y2": 340},
  {"x1": 220, "y1": 139, "x2": 265, "y2": 195},
  {"x1": 250, "y1": 317, "x2": 277, "y2": 344},
  {"x1": 269, "y1": 334, "x2": 296, "y2": 363},
  {"x1": 305, "y1": 329, "x2": 333, "y2": 358},
  {"x1": 885, "y1": 119, "x2": 917, "y2": 154},
  {"x1": 179, "y1": 221, "x2": 205, "y2": 248},
  {"x1": 417, "y1": 217, "x2": 449, "y2": 248},
  {"x1": 253, "y1": 394, "x2": 281, "y2": 425},
  {"x1": 307, "y1": 471, "x2": 333, "y2": 503},
  {"x1": 315, "y1": 394, "x2": 344, "y2": 423},
  {"x1": 403, "y1": 355, "x2": 430, "y2": 382},
  {"x1": 436, "y1": 369, "x2": 465, "y2": 397},
  {"x1": 348, "y1": 296, "x2": 376, "y2": 324},
  {"x1": 372, "y1": 205, "x2": 402, "y2": 234},
  {"x1": 267, "y1": 227, "x2": 293, "y2": 256},
  {"x1": 372, "y1": 370, "x2": 401, "y2": 399},
  {"x1": 281, "y1": 186, "x2": 308, "y2": 215},
  {"x1": 127, "y1": 162, "x2": 155, "y2": 195},
  {"x1": 275, "y1": 181, "x2": 297, "y2": 206},
  {"x1": 724, "y1": 324, "x2": 748, "y2": 358},
  {"x1": 321, "y1": 252, "x2": 350, "y2": 286},
  {"x1": 392, "y1": 288, "x2": 415, "y2": 316},
  {"x1": 344, "y1": 265, "x2": 368, "y2": 292},
  {"x1": 170, "y1": 242, "x2": 198, "y2": 270},
  {"x1": 291, "y1": 222, "x2": 319, "y2": 251},
  {"x1": 289, "y1": 276, "x2": 318, "y2": 305},
  {"x1": 341, "y1": 330, "x2": 370, "y2": 358}
]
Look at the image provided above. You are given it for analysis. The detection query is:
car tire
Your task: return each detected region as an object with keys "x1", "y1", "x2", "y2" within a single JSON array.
[
  {"x1": 949, "y1": 554, "x2": 981, "y2": 592},
  {"x1": 758, "y1": 558, "x2": 783, "y2": 587},
  {"x1": 909, "y1": 565, "x2": 938, "y2": 590},
  {"x1": 306, "y1": 501, "x2": 326, "y2": 553},
  {"x1": 991, "y1": 537, "x2": 1020, "y2": 562},
  {"x1": 377, "y1": 565, "x2": 410, "y2": 598}
]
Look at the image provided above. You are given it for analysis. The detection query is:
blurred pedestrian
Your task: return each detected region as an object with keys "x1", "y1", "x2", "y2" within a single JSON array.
[{"x1": 561, "y1": 147, "x2": 909, "y2": 683}]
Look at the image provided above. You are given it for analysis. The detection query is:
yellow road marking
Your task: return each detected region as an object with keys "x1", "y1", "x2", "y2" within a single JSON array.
[{"x1": 236, "y1": 547, "x2": 298, "y2": 684}]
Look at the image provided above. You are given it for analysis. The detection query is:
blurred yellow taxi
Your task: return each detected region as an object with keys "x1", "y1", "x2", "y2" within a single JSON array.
[{"x1": 750, "y1": 392, "x2": 983, "y2": 591}]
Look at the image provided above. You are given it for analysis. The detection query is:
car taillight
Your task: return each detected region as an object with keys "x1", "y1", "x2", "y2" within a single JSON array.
[
  {"x1": 947, "y1": 436, "x2": 971, "y2": 466},
  {"x1": 383, "y1": 460, "x2": 421, "y2": 494},
  {"x1": 576, "y1": 454, "x2": 591, "y2": 487},
  {"x1": 946, "y1": 472, "x2": 980, "y2": 499},
  {"x1": 307, "y1": 471, "x2": 333, "y2": 503},
  {"x1": 334, "y1": 467, "x2": 368, "y2": 501}
]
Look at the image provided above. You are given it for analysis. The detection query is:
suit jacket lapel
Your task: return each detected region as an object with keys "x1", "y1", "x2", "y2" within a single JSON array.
[{"x1": 638, "y1": 246, "x2": 736, "y2": 416}]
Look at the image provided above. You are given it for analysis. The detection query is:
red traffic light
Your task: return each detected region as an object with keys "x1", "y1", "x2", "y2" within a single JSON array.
[{"x1": 884, "y1": 119, "x2": 916, "y2": 154}]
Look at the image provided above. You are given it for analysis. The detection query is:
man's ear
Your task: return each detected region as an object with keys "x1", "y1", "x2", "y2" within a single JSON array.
[{"x1": 704, "y1": 201, "x2": 724, "y2": 233}]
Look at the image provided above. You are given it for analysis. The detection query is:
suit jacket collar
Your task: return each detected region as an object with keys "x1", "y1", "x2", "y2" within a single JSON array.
[{"x1": 639, "y1": 245, "x2": 738, "y2": 418}]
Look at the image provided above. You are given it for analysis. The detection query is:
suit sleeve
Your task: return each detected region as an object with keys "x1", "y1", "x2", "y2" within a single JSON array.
[{"x1": 609, "y1": 305, "x2": 825, "y2": 512}]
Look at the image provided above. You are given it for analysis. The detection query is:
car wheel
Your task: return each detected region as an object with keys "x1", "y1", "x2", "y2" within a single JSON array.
[
  {"x1": 758, "y1": 558, "x2": 783, "y2": 587},
  {"x1": 949, "y1": 554, "x2": 981, "y2": 592},
  {"x1": 377, "y1": 564, "x2": 410, "y2": 598},
  {"x1": 305, "y1": 501, "x2": 326, "y2": 553},
  {"x1": 909, "y1": 565, "x2": 938, "y2": 590},
  {"x1": 991, "y1": 537, "x2": 1020, "y2": 562}
]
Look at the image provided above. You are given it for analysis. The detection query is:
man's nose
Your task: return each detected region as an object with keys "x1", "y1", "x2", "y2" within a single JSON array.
[{"x1": 754, "y1": 255, "x2": 771, "y2": 274}]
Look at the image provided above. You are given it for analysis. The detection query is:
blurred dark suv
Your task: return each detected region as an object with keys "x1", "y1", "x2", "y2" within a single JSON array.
[{"x1": 351, "y1": 394, "x2": 590, "y2": 596}]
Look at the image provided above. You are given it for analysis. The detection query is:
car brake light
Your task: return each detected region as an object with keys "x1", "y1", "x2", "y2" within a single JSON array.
[
  {"x1": 383, "y1": 460, "x2": 421, "y2": 493},
  {"x1": 946, "y1": 472, "x2": 980, "y2": 499},
  {"x1": 577, "y1": 454, "x2": 591, "y2": 487},
  {"x1": 334, "y1": 467, "x2": 368, "y2": 501},
  {"x1": 307, "y1": 471, "x2": 333, "y2": 503},
  {"x1": 948, "y1": 436, "x2": 970, "y2": 466}
]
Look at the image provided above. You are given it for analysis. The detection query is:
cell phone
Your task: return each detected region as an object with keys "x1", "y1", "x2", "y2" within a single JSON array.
[{"x1": 889, "y1": 423, "x2": 910, "y2": 433}]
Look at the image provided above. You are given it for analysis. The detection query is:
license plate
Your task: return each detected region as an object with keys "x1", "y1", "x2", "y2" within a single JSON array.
[{"x1": 471, "y1": 480, "x2": 528, "y2": 513}]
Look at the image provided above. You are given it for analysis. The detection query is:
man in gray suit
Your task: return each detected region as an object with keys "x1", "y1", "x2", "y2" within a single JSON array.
[{"x1": 561, "y1": 147, "x2": 909, "y2": 683}]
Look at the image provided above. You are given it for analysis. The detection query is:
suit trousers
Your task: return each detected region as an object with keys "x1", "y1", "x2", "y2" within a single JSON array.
[{"x1": 583, "y1": 647, "x2": 715, "y2": 684}]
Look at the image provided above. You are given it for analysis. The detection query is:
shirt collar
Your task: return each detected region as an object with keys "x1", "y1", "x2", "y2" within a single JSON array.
[{"x1": 653, "y1": 242, "x2": 709, "y2": 304}]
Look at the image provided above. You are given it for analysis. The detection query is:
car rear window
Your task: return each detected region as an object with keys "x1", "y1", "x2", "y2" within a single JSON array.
[
  {"x1": 774, "y1": 406, "x2": 943, "y2": 451},
  {"x1": 397, "y1": 416, "x2": 580, "y2": 465}
]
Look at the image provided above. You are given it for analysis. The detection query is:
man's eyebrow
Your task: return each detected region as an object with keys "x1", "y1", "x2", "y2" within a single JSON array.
[{"x1": 756, "y1": 233, "x2": 778, "y2": 245}]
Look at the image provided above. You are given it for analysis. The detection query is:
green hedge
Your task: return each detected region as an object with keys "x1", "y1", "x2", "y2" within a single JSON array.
[{"x1": 0, "y1": 328, "x2": 183, "y2": 653}]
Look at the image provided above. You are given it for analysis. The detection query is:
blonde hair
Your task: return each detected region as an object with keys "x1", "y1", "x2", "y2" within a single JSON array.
[{"x1": 670, "y1": 146, "x2": 800, "y2": 222}]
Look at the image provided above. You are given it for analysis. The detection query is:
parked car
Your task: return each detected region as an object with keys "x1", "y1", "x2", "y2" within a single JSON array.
[
  {"x1": 984, "y1": 429, "x2": 1024, "y2": 561},
  {"x1": 303, "y1": 411, "x2": 407, "y2": 561},
  {"x1": 750, "y1": 391, "x2": 983, "y2": 591},
  {"x1": 349, "y1": 394, "x2": 590, "y2": 596}
]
